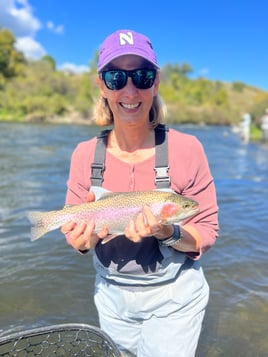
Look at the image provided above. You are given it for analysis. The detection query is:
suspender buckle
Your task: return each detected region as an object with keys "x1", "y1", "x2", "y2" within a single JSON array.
[
  {"x1": 90, "y1": 163, "x2": 105, "y2": 185},
  {"x1": 154, "y1": 166, "x2": 171, "y2": 188}
]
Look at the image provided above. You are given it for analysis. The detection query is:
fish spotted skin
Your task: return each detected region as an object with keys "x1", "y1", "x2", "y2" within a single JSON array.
[{"x1": 27, "y1": 190, "x2": 199, "y2": 241}]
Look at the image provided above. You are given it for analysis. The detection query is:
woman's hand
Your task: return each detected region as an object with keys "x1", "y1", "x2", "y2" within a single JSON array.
[
  {"x1": 61, "y1": 191, "x2": 109, "y2": 251},
  {"x1": 124, "y1": 205, "x2": 174, "y2": 243}
]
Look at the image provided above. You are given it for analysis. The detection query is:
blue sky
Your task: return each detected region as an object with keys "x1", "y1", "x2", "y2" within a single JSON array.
[{"x1": 1, "y1": 0, "x2": 267, "y2": 90}]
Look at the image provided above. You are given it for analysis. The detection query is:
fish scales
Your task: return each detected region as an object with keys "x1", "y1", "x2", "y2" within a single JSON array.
[{"x1": 27, "y1": 191, "x2": 200, "y2": 241}]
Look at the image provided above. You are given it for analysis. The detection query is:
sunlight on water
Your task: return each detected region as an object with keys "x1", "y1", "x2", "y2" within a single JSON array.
[{"x1": 0, "y1": 123, "x2": 267, "y2": 356}]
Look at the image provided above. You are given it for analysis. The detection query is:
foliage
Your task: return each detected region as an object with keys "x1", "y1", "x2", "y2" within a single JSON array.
[
  {"x1": 250, "y1": 123, "x2": 262, "y2": 141},
  {"x1": 0, "y1": 27, "x2": 267, "y2": 128},
  {"x1": 248, "y1": 93, "x2": 268, "y2": 127},
  {"x1": 232, "y1": 81, "x2": 246, "y2": 92},
  {"x1": 0, "y1": 28, "x2": 26, "y2": 79},
  {"x1": 41, "y1": 55, "x2": 56, "y2": 71}
]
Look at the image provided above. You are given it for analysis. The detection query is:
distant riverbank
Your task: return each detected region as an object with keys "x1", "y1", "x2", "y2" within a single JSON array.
[{"x1": 0, "y1": 114, "x2": 264, "y2": 144}]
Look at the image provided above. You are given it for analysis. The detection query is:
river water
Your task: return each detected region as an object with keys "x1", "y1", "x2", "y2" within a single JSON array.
[{"x1": 0, "y1": 122, "x2": 267, "y2": 357}]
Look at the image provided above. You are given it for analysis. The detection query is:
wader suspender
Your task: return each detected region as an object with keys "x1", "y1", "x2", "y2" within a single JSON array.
[
  {"x1": 90, "y1": 124, "x2": 170, "y2": 189},
  {"x1": 154, "y1": 124, "x2": 170, "y2": 189}
]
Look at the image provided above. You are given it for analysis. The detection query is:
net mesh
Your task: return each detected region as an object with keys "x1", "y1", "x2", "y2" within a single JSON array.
[{"x1": 0, "y1": 323, "x2": 121, "y2": 357}]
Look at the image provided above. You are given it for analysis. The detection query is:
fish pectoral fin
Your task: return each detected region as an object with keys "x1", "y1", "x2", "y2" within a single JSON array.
[{"x1": 101, "y1": 233, "x2": 121, "y2": 245}]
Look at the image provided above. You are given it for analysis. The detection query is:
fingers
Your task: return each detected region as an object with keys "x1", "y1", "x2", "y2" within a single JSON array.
[
  {"x1": 142, "y1": 205, "x2": 161, "y2": 232},
  {"x1": 125, "y1": 219, "x2": 142, "y2": 242},
  {"x1": 142, "y1": 206, "x2": 174, "y2": 239},
  {"x1": 125, "y1": 206, "x2": 161, "y2": 242},
  {"x1": 97, "y1": 226, "x2": 109, "y2": 239},
  {"x1": 62, "y1": 220, "x2": 99, "y2": 250},
  {"x1": 61, "y1": 221, "x2": 76, "y2": 235},
  {"x1": 86, "y1": 191, "x2": 96, "y2": 202}
]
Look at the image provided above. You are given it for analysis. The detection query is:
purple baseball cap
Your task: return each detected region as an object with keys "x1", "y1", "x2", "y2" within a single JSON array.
[{"x1": 97, "y1": 29, "x2": 159, "y2": 72}]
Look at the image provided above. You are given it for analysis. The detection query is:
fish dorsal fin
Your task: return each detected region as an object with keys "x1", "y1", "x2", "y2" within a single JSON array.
[{"x1": 97, "y1": 191, "x2": 124, "y2": 200}]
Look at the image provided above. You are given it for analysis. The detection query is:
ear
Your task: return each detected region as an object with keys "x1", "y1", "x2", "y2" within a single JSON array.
[
  {"x1": 153, "y1": 72, "x2": 160, "y2": 96},
  {"x1": 96, "y1": 75, "x2": 107, "y2": 98}
]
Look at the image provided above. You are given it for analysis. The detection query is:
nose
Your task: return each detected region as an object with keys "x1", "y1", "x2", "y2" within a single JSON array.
[{"x1": 124, "y1": 77, "x2": 138, "y2": 94}]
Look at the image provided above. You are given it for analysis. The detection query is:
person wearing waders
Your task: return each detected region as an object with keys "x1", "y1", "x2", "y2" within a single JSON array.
[{"x1": 62, "y1": 29, "x2": 219, "y2": 357}]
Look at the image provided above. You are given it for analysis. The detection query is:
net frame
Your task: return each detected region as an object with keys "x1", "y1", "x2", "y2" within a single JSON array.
[{"x1": 0, "y1": 323, "x2": 121, "y2": 356}]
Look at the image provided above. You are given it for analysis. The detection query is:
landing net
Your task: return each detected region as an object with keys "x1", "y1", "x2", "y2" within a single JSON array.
[{"x1": 0, "y1": 323, "x2": 121, "y2": 356}]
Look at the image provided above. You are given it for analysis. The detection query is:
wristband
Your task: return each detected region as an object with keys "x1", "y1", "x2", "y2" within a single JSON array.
[{"x1": 159, "y1": 225, "x2": 182, "y2": 247}]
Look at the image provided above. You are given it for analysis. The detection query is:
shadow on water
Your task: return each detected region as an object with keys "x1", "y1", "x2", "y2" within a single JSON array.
[{"x1": 0, "y1": 122, "x2": 268, "y2": 356}]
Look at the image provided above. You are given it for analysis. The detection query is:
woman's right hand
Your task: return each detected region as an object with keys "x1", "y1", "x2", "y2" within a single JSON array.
[{"x1": 61, "y1": 191, "x2": 109, "y2": 251}]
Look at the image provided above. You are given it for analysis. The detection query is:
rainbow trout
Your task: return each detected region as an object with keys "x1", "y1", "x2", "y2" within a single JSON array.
[{"x1": 27, "y1": 190, "x2": 199, "y2": 242}]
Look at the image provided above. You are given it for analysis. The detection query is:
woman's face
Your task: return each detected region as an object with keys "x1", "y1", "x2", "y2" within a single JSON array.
[{"x1": 98, "y1": 55, "x2": 160, "y2": 127}]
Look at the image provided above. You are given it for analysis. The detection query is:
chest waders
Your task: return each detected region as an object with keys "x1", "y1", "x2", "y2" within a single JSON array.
[
  {"x1": 90, "y1": 124, "x2": 171, "y2": 190},
  {"x1": 91, "y1": 124, "x2": 193, "y2": 284}
]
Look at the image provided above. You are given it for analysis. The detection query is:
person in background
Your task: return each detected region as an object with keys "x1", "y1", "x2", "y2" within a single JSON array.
[
  {"x1": 239, "y1": 112, "x2": 251, "y2": 143},
  {"x1": 61, "y1": 29, "x2": 219, "y2": 357},
  {"x1": 260, "y1": 108, "x2": 268, "y2": 142}
]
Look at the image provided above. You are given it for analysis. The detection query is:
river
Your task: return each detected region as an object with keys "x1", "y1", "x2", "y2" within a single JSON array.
[{"x1": 0, "y1": 122, "x2": 267, "y2": 357}]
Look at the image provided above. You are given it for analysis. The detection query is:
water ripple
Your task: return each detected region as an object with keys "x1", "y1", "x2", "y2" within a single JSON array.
[{"x1": 1, "y1": 123, "x2": 268, "y2": 356}]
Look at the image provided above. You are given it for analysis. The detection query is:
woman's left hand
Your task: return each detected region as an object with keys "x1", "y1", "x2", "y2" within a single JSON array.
[{"x1": 124, "y1": 205, "x2": 174, "y2": 243}]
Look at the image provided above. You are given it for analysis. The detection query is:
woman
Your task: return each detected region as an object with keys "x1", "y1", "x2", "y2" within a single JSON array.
[{"x1": 61, "y1": 29, "x2": 219, "y2": 357}]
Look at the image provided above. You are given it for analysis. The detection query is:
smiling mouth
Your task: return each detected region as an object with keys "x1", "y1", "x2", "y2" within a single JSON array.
[{"x1": 121, "y1": 103, "x2": 140, "y2": 109}]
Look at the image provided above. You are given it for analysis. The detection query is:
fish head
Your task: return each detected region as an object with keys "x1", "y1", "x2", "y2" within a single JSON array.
[{"x1": 160, "y1": 195, "x2": 200, "y2": 224}]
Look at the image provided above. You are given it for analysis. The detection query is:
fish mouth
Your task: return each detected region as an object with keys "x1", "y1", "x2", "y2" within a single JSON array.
[
  {"x1": 193, "y1": 206, "x2": 200, "y2": 214},
  {"x1": 183, "y1": 206, "x2": 200, "y2": 219},
  {"x1": 192, "y1": 205, "x2": 200, "y2": 214}
]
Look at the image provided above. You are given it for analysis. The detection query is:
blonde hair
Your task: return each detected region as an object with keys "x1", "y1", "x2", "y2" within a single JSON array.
[{"x1": 93, "y1": 94, "x2": 166, "y2": 129}]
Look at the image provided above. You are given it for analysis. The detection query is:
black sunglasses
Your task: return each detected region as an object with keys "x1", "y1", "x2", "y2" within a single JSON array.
[{"x1": 100, "y1": 68, "x2": 157, "y2": 90}]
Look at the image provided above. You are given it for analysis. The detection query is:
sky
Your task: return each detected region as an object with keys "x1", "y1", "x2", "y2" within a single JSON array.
[{"x1": 0, "y1": 0, "x2": 267, "y2": 91}]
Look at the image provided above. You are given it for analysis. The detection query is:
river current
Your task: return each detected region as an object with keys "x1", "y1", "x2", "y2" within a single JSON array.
[{"x1": 0, "y1": 122, "x2": 267, "y2": 356}]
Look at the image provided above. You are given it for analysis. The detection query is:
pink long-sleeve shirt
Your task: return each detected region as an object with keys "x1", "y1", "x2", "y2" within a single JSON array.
[{"x1": 66, "y1": 128, "x2": 219, "y2": 285}]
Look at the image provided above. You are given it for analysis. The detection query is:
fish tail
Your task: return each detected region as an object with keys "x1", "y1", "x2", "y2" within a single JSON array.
[{"x1": 27, "y1": 211, "x2": 55, "y2": 241}]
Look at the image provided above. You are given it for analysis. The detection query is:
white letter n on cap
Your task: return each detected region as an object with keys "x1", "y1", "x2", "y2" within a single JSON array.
[{"x1": 119, "y1": 32, "x2": 134, "y2": 45}]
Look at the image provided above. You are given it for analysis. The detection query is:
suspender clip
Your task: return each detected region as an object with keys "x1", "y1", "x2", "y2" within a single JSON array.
[
  {"x1": 90, "y1": 163, "x2": 105, "y2": 185},
  {"x1": 154, "y1": 166, "x2": 171, "y2": 188}
]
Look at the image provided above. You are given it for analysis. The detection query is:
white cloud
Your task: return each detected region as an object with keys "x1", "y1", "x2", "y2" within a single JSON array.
[
  {"x1": 0, "y1": 0, "x2": 41, "y2": 37},
  {"x1": 0, "y1": 0, "x2": 63, "y2": 60},
  {"x1": 58, "y1": 62, "x2": 89, "y2": 74},
  {"x1": 0, "y1": 0, "x2": 84, "y2": 71},
  {"x1": 198, "y1": 68, "x2": 210, "y2": 77},
  {"x1": 0, "y1": 0, "x2": 44, "y2": 59},
  {"x1": 15, "y1": 36, "x2": 46, "y2": 59},
  {"x1": 46, "y1": 21, "x2": 64, "y2": 34}
]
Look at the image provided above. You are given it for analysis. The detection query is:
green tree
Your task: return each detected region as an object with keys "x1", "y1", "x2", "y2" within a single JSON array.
[
  {"x1": 41, "y1": 55, "x2": 56, "y2": 71},
  {"x1": 0, "y1": 28, "x2": 25, "y2": 78},
  {"x1": 232, "y1": 81, "x2": 246, "y2": 92},
  {"x1": 89, "y1": 50, "x2": 98, "y2": 73}
]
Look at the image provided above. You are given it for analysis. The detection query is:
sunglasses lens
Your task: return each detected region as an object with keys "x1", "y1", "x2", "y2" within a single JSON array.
[
  {"x1": 101, "y1": 69, "x2": 156, "y2": 90},
  {"x1": 132, "y1": 69, "x2": 156, "y2": 89},
  {"x1": 102, "y1": 71, "x2": 127, "y2": 90}
]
